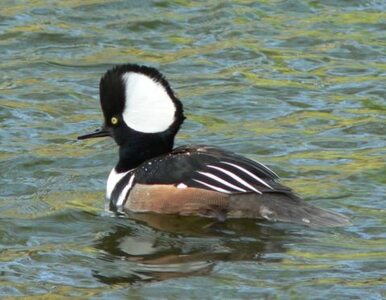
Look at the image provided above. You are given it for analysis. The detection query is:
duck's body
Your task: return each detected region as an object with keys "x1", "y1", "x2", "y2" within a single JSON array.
[{"x1": 78, "y1": 64, "x2": 350, "y2": 227}]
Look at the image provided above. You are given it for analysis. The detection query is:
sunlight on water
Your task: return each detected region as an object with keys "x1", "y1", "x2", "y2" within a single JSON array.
[{"x1": 0, "y1": 0, "x2": 385, "y2": 298}]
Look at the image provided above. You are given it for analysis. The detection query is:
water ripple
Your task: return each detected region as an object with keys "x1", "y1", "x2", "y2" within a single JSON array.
[{"x1": 0, "y1": 0, "x2": 385, "y2": 298}]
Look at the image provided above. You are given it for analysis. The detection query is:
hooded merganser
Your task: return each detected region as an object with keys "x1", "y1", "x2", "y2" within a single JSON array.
[{"x1": 78, "y1": 64, "x2": 350, "y2": 226}]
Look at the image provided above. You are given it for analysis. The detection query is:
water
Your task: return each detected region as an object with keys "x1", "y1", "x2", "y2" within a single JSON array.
[{"x1": 1, "y1": 0, "x2": 385, "y2": 298}]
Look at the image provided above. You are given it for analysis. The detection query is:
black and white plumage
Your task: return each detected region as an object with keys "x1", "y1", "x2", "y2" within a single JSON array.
[
  {"x1": 78, "y1": 64, "x2": 350, "y2": 227},
  {"x1": 108, "y1": 145, "x2": 279, "y2": 209}
]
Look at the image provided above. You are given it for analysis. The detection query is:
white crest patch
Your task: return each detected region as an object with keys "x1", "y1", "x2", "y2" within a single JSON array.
[{"x1": 122, "y1": 72, "x2": 176, "y2": 133}]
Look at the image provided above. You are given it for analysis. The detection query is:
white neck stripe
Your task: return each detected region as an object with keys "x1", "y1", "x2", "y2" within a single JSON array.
[
  {"x1": 106, "y1": 168, "x2": 130, "y2": 200},
  {"x1": 116, "y1": 174, "x2": 135, "y2": 208}
]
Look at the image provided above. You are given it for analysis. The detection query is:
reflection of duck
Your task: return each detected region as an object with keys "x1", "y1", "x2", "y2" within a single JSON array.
[
  {"x1": 93, "y1": 215, "x2": 289, "y2": 284},
  {"x1": 79, "y1": 63, "x2": 350, "y2": 227}
]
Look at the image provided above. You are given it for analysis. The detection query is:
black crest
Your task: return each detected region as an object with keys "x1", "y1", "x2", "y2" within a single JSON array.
[{"x1": 99, "y1": 64, "x2": 185, "y2": 132}]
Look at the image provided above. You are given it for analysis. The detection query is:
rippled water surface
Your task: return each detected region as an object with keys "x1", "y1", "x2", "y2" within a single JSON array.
[{"x1": 1, "y1": 1, "x2": 385, "y2": 298}]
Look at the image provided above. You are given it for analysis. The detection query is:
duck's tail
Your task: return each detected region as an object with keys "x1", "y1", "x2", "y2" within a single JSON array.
[{"x1": 228, "y1": 192, "x2": 351, "y2": 227}]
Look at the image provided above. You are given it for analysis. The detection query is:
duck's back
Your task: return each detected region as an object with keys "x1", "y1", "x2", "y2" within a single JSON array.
[{"x1": 110, "y1": 145, "x2": 350, "y2": 227}]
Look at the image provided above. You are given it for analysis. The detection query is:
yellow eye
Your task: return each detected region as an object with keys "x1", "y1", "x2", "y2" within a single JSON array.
[{"x1": 111, "y1": 117, "x2": 118, "y2": 125}]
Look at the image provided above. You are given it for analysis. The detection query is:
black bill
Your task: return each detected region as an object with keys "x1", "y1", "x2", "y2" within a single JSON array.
[{"x1": 77, "y1": 127, "x2": 110, "y2": 140}]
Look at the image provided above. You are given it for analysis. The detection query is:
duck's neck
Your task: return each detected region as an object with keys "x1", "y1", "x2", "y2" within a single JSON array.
[{"x1": 115, "y1": 132, "x2": 175, "y2": 173}]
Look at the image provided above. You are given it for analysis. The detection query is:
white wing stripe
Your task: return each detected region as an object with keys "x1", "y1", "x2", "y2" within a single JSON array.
[
  {"x1": 116, "y1": 174, "x2": 135, "y2": 207},
  {"x1": 207, "y1": 165, "x2": 262, "y2": 194},
  {"x1": 192, "y1": 179, "x2": 232, "y2": 194},
  {"x1": 220, "y1": 161, "x2": 273, "y2": 189},
  {"x1": 197, "y1": 171, "x2": 247, "y2": 192},
  {"x1": 249, "y1": 160, "x2": 279, "y2": 178},
  {"x1": 261, "y1": 163, "x2": 278, "y2": 178}
]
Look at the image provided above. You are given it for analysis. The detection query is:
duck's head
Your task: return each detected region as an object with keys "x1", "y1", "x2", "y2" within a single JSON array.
[{"x1": 78, "y1": 64, "x2": 185, "y2": 147}]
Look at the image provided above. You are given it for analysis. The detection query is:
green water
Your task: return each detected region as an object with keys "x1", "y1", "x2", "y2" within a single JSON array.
[{"x1": 1, "y1": 1, "x2": 385, "y2": 298}]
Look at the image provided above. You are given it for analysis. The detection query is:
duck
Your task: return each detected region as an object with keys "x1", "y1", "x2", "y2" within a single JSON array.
[{"x1": 78, "y1": 63, "x2": 350, "y2": 227}]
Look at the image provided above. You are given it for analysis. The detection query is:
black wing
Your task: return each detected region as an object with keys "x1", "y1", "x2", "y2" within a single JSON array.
[{"x1": 133, "y1": 145, "x2": 290, "y2": 194}]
